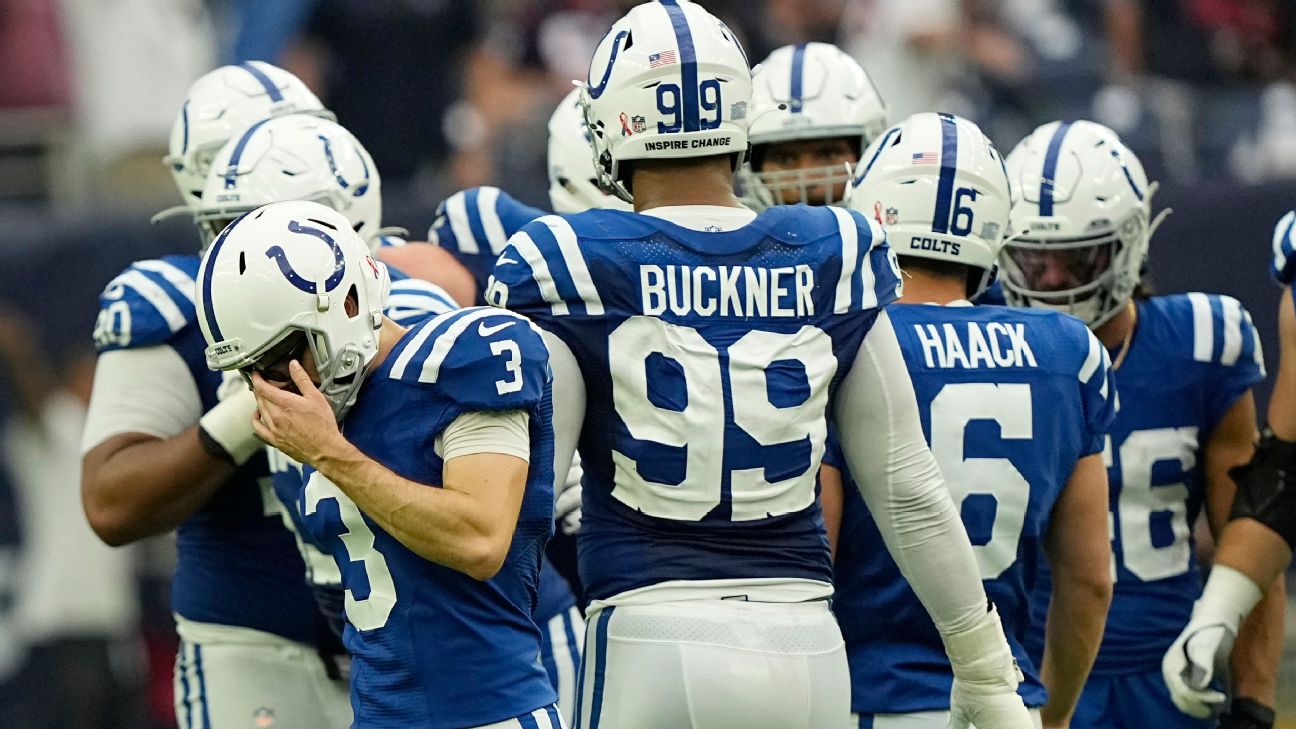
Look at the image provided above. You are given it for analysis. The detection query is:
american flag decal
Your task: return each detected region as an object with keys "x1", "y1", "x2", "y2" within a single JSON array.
[
  {"x1": 912, "y1": 152, "x2": 938, "y2": 165},
  {"x1": 649, "y1": 50, "x2": 678, "y2": 68}
]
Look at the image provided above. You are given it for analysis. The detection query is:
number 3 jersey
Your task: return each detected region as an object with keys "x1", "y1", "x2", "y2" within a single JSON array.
[
  {"x1": 488, "y1": 205, "x2": 902, "y2": 601},
  {"x1": 1024, "y1": 293, "x2": 1264, "y2": 676},
  {"x1": 828, "y1": 303, "x2": 1117, "y2": 714},
  {"x1": 298, "y1": 307, "x2": 557, "y2": 728}
]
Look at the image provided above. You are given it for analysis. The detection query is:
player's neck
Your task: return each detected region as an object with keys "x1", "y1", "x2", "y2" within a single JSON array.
[
  {"x1": 896, "y1": 271, "x2": 966, "y2": 306},
  {"x1": 369, "y1": 317, "x2": 408, "y2": 371},
  {"x1": 1094, "y1": 299, "x2": 1136, "y2": 350},
  {"x1": 631, "y1": 160, "x2": 745, "y2": 212}
]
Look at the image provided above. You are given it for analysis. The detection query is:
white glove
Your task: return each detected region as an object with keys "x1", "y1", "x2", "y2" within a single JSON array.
[
  {"x1": 555, "y1": 453, "x2": 583, "y2": 535},
  {"x1": 198, "y1": 385, "x2": 260, "y2": 465},
  {"x1": 1162, "y1": 565, "x2": 1262, "y2": 719},
  {"x1": 943, "y1": 606, "x2": 1034, "y2": 729}
]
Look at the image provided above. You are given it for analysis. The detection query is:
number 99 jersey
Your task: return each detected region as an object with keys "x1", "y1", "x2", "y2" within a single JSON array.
[
  {"x1": 487, "y1": 206, "x2": 901, "y2": 601},
  {"x1": 1025, "y1": 293, "x2": 1265, "y2": 675}
]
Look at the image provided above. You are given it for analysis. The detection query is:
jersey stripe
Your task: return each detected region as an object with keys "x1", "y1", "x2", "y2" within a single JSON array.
[
  {"x1": 1244, "y1": 309, "x2": 1266, "y2": 374},
  {"x1": 135, "y1": 260, "x2": 197, "y2": 303},
  {"x1": 1038, "y1": 121, "x2": 1074, "y2": 217},
  {"x1": 1274, "y1": 211, "x2": 1296, "y2": 281},
  {"x1": 445, "y1": 191, "x2": 479, "y2": 254},
  {"x1": 1220, "y1": 296, "x2": 1244, "y2": 366},
  {"x1": 659, "y1": 0, "x2": 700, "y2": 132},
  {"x1": 510, "y1": 231, "x2": 571, "y2": 316},
  {"x1": 542, "y1": 216, "x2": 605, "y2": 315},
  {"x1": 930, "y1": 113, "x2": 959, "y2": 234},
  {"x1": 418, "y1": 309, "x2": 521, "y2": 384},
  {"x1": 789, "y1": 43, "x2": 808, "y2": 113},
  {"x1": 1188, "y1": 292, "x2": 1214, "y2": 363},
  {"x1": 239, "y1": 62, "x2": 284, "y2": 102},
  {"x1": 859, "y1": 220, "x2": 880, "y2": 310},
  {"x1": 831, "y1": 207, "x2": 859, "y2": 313},
  {"x1": 1079, "y1": 329, "x2": 1102, "y2": 384},
  {"x1": 120, "y1": 270, "x2": 188, "y2": 333},
  {"x1": 477, "y1": 186, "x2": 511, "y2": 255},
  {"x1": 387, "y1": 312, "x2": 451, "y2": 380}
]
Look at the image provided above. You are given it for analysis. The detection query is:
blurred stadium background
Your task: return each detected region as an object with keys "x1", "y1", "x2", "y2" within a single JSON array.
[{"x1": 0, "y1": 0, "x2": 1293, "y2": 726}]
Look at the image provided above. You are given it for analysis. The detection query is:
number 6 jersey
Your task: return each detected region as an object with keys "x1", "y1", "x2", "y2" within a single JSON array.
[{"x1": 488, "y1": 205, "x2": 902, "y2": 601}]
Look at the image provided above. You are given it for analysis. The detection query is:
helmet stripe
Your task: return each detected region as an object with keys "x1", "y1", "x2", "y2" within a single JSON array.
[
  {"x1": 200, "y1": 214, "x2": 248, "y2": 343},
  {"x1": 789, "y1": 43, "x2": 808, "y2": 113},
  {"x1": 222, "y1": 118, "x2": 270, "y2": 190},
  {"x1": 239, "y1": 62, "x2": 285, "y2": 103},
  {"x1": 658, "y1": 0, "x2": 701, "y2": 132},
  {"x1": 930, "y1": 113, "x2": 960, "y2": 234},
  {"x1": 180, "y1": 100, "x2": 190, "y2": 156},
  {"x1": 1039, "y1": 120, "x2": 1073, "y2": 216}
]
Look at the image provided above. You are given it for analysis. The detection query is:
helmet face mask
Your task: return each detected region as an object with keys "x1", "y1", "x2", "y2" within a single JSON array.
[
  {"x1": 747, "y1": 136, "x2": 858, "y2": 207},
  {"x1": 1000, "y1": 120, "x2": 1162, "y2": 328}
]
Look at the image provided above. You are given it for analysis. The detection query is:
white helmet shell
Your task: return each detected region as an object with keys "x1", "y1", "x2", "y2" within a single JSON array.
[
  {"x1": 547, "y1": 88, "x2": 632, "y2": 213},
  {"x1": 196, "y1": 115, "x2": 382, "y2": 252},
  {"x1": 847, "y1": 112, "x2": 1010, "y2": 295},
  {"x1": 196, "y1": 200, "x2": 388, "y2": 420},
  {"x1": 581, "y1": 0, "x2": 752, "y2": 202},
  {"x1": 1000, "y1": 120, "x2": 1165, "y2": 328},
  {"x1": 741, "y1": 42, "x2": 887, "y2": 208}
]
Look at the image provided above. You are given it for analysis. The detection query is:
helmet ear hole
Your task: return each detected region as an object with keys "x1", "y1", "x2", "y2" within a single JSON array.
[{"x1": 345, "y1": 284, "x2": 359, "y2": 318}]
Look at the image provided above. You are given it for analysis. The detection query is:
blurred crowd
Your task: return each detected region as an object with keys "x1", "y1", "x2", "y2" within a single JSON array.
[{"x1": 0, "y1": 1, "x2": 1294, "y2": 727}]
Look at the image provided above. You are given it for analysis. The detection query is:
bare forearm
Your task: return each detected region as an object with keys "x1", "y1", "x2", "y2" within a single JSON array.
[
  {"x1": 1215, "y1": 519, "x2": 1293, "y2": 591},
  {"x1": 1040, "y1": 579, "x2": 1109, "y2": 725},
  {"x1": 82, "y1": 429, "x2": 235, "y2": 546},
  {"x1": 1231, "y1": 571, "x2": 1285, "y2": 705}
]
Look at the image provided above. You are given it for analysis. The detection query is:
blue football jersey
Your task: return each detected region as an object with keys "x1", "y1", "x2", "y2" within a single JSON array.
[
  {"x1": 829, "y1": 303, "x2": 1117, "y2": 714},
  {"x1": 386, "y1": 265, "x2": 459, "y2": 326},
  {"x1": 92, "y1": 255, "x2": 325, "y2": 645},
  {"x1": 1026, "y1": 293, "x2": 1265, "y2": 675},
  {"x1": 299, "y1": 307, "x2": 557, "y2": 728},
  {"x1": 428, "y1": 186, "x2": 547, "y2": 303},
  {"x1": 1270, "y1": 209, "x2": 1296, "y2": 285},
  {"x1": 488, "y1": 206, "x2": 902, "y2": 600}
]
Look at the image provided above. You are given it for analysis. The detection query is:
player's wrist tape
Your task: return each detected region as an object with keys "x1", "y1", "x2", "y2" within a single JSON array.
[
  {"x1": 1193, "y1": 565, "x2": 1263, "y2": 634},
  {"x1": 941, "y1": 604, "x2": 1022, "y2": 692},
  {"x1": 198, "y1": 388, "x2": 260, "y2": 466},
  {"x1": 1222, "y1": 698, "x2": 1275, "y2": 729}
]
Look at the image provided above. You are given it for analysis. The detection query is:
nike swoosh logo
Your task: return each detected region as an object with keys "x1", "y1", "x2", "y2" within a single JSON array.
[
  {"x1": 478, "y1": 320, "x2": 516, "y2": 337},
  {"x1": 495, "y1": 256, "x2": 519, "y2": 265}
]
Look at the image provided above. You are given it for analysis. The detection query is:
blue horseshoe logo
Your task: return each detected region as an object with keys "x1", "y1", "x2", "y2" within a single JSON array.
[
  {"x1": 588, "y1": 30, "x2": 630, "y2": 100},
  {"x1": 265, "y1": 220, "x2": 346, "y2": 294},
  {"x1": 320, "y1": 134, "x2": 370, "y2": 197}
]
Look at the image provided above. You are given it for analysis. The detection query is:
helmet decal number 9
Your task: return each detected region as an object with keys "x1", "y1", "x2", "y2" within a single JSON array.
[{"x1": 266, "y1": 220, "x2": 347, "y2": 294}]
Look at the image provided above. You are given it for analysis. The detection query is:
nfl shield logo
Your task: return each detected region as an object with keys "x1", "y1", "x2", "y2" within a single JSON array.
[
  {"x1": 631, "y1": 115, "x2": 647, "y2": 134},
  {"x1": 885, "y1": 207, "x2": 898, "y2": 226}
]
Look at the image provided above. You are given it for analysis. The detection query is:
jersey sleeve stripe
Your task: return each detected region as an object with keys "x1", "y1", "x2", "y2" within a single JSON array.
[
  {"x1": 134, "y1": 260, "x2": 197, "y2": 304},
  {"x1": 388, "y1": 313, "x2": 450, "y2": 380},
  {"x1": 446, "y1": 191, "x2": 480, "y2": 255},
  {"x1": 830, "y1": 207, "x2": 859, "y2": 313},
  {"x1": 387, "y1": 293, "x2": 456, "y2": 316},
  {"x1": 418, "y1": 309, "x2": 521, "y2": 384},
  {"x1": 1271, "y1": 211, "x2": 1295, "y2": 282},
  {"x1": 1244, "y1": 309, "x2": 1266, "y2": 375},
  {"x1": 859, "y1": 220, "x2": 882, "y2": 310},
  {"x1": 476, "y1": 186, "x2": 511, "y2": 255},
  {"x1": 542, "y1": 216, "x2": 605, "y2": 316},
  {"x1": 1220, "y1": 297, "x2": 1244, "y2": 366},
  {"x1": 509, "y1": 231, "x2": 571, "y2": 316},
  {"x1": 1188, "y1": 292, "x2": 1214, "y2": 363},
  {"x1": 1079, "y1": 329, "x2": 1102, "y2": 384},
  {"x1": 120, "y1": 270, "x2": 189, "y2": 333}
]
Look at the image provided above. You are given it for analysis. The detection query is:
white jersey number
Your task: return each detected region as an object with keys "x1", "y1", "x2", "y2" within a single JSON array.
[
  {"x1": 608, "y1": 316, "x2": 836, "y2": 521},
  {"x1": 304, "y1": 472, "x2": 397, "y2": 631},
  {"x1": 1111, "y1": 427, "x2": 1197, "y2": 582},
  {"x1": 929, "y1": 382, "x2": 1033, "y2": 579}
]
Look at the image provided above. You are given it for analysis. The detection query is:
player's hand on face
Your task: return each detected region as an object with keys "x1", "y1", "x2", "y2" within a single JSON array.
[{"x1": 250, "y1": 361, "x2": 343, "y2": 466}]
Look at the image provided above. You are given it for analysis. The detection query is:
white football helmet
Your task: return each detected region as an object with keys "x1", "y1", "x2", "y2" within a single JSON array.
[
  {"x1": 194, "y1": 115, "x2": 382, "y2": 252},
  {"x1": 196, "y1": 200, "x2": 388, "y2": 420},
  {"x1": 1000, "y1": 120, "x2": 1169, "y2": 328},
  {"x1": 847, "y1": 112, "x2": 1011, "y2": 297},
  {"x1": 547, "y1": 88, "x2": 632, "y2": 213},
  {"x1": 164, "y1": 62, "x2": 331, "y2": 206},
  {"x1": 741, "y1": 42, "x2": 888, "y2": 208},
  {"x1": 581, "y1": 0, "x2": 752, "y2": 203}
]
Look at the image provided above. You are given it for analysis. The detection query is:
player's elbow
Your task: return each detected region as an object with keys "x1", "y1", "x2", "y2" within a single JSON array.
[
  {"x1": 459, "y1": 532, "x2": 510, "y2": 581},
  {"x1": 81, "y1": 485, "x2": 135, "y2": 547},
  {"x1": 1055, "y1": 559, "x2": 1113, "y2": 610}
]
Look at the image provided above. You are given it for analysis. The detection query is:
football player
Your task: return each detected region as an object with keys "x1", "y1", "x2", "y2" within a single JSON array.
[
  {"x1": 738, "y1": 42, "x2": 887, "y2": 208},
  {"x1": 82, "y1": 63, "x2": 352, "y2": 729},
  {"x1": 424, "y1": 87, "x2": 631, "y2": 721},
  {"x1": 1001, "y1": 120, "x2": 1283, "y2": 729},
  {"x1": 826, "y1": 112, "x2": 1116, "y2": 729},
  {"x1": 199, "y1": 200, "x2": 563, "y2": 729},
  {"x1": 487, "y1": 2, "x2": 1032, "y2": 727},
  {"x1": 1161, "y1": 210, "x2": 1296, "y2": 728}
]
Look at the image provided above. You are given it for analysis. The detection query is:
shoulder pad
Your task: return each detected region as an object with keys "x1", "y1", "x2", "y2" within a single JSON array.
[
  {"x1": 93, "y1": 255, "x2": 200, "y2": 352},
  {"x1": 1175, "y1": 293, "x2": 1265, "y2": 372},
  {"x1": 385, "y1": 308, "x2": 549, "y2": 412},
  {"x1": 427, "y1": 186, "x2": 545, "y2": 257},
  {"x1": 385, "y1": 277, "x2": 460, "y2": 328},
  {"x1": 487, "y1": 214, "x2": 605, "y2": 318}
]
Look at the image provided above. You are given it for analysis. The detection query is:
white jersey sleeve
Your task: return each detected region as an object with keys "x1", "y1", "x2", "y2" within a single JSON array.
[{"x1": 81, "y1": 346, "x2": 202, "y2": 453}]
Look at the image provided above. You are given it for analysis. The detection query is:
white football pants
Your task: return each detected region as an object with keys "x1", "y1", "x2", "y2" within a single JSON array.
[
  {"x1": 849, "y1": 708, "x2": 1043, "y2": 728},
  {"x1": 574, "y1": 599, "x2": 850, "y2": 729},
  {"x1": 173, "y1": 617, "x2": 351, "y2": 729}
]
